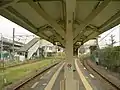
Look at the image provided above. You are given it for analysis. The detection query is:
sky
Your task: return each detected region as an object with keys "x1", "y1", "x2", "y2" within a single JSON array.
[
  {"x1": 0, "y1": 15, "x2": 35, "y2": 44},
  {"x1": 0, "y1": 15, "x2": 120, "y2": 47},
  {"x1": 98, "y1": 24, "x2": 120, "y2": 48},
  {"x1": 85, "y1": 25, "x2": 120, "y2": 48}
]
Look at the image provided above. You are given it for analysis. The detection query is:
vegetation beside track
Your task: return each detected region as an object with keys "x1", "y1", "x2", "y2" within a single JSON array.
[
  {"x1": 0, "y1": 57, "x2": 62, "y2": 89},
  {"x1": 79, "y1": 46, "x2": 120, "y2": 76},
  {"x1": 91, "y1": 46, "x2": 120, "y2": 72}
]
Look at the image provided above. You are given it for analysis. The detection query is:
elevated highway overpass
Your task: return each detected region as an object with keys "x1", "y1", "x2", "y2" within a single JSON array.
[{"x1": 0, "y1": 0, "x2": 120, "y2": 90}]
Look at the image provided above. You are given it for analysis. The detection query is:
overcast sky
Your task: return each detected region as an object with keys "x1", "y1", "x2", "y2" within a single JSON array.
[
  {"x1": 98, "y1": 24, "x2": 120, "y2": 47},
  {"x1": 0, "y1": 15, "x2": 35, "y2": 44},
  {"x1": 0, "y1": 15, "x2": 120, "y2": 46}
]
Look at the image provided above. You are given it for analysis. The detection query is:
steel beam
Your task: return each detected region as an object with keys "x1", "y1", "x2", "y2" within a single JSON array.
[
  {"x1": 49, "y1": 29, "x2": 65, "y2": 46},
  {"x1": 27, "y1": 1, "x2": 65, "y2": 39},
  {"x1": 99, "y1": 10, "x2": 120, "y2": 32},
  {"x1": 0, "y1": 0, "x2": 13, "y2": 7},
  {"x1": 0, "y1": 7, "x2": 52, "y2": 43},
  {"x1": 19, "y1": 0, "x2": 61, "y2": 2},
  {"x1": 74, "y1": 10, "x2": 120, "y2": 44},
  {"x1": 37, "y1": 25, "x2": 65, "y2": 46},
  {"x1": 75, "y1": 20, "x2": 100, "y2": 32},
  {"x1": 73, "y1": 27, "x2": 98, "y2": 44},
  {"x1": 39, "y1": 26, "x2": 65, "y2": 46},
  {"x1": 6, "y1": 6, "x2": 37, "y2": 31},
  {"x1": 61, "y1": 0, "x2": 65, "y2": 21},
  {"x1": 19, "y1": 0, "x2": 119, "y2": 2},
  {"x1": 37, "y1": 24, "x2": 49, "y2": 32},
  {"x1": 0, "y1": 0, "x2": 20, "y2": 8},
  {"x1": 74, "y1": 0, "x2": 110, "y2": 44},
  {"x1": 82, "y1": 10, "x2": 120, "y2": 44}
]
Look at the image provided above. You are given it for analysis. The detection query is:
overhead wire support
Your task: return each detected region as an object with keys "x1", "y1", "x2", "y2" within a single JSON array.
[
  {"x1": 13, "y1": 28, "x2": 15, "y2": 61},
  {"x1": 119, "y1": 25, "x2": 120, "y2": 46}
]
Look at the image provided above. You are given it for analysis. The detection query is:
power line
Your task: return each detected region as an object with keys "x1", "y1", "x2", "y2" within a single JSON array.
[
  {"x1": 7, "y1": 35, "x2": 35, "y2": 44},
  {"x1": 113, "y1": 41, "x2": 120, "y2": 44},
  {"x1": 99, "y1": 29, "x2": 115, "y2": 42},
  {"x1": 109, "y1": 34, "x2": 116, "y2": 47}
]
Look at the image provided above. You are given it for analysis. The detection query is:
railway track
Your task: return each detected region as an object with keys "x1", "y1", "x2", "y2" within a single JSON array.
[
  {"x1": 4, "y1": 62, "x2": 61, "y2": 90},
  {"x1": 83, "y1": 60, "x2": 120, "y2": 90}
]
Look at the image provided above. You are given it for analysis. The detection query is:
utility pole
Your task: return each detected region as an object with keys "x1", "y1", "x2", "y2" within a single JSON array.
[
  {"x1": 54, "y1": 42, "x2": 58, "y2": 63},
  {"x1": 110, "y1": 34, "x2": 116, "y2": 47},
  {"x1": 96, "y1": 37, "x2": 99, "y2": 49},
  {"x1": 0, "y1": 33, "x2": 3, "y2": 61},
  {"x1": 95, "y1": 36, "x2": 100, "y2": 64},
  {"x1": 0, "y1": 33, "x2": 4, "y2": 72},
  {"x1": 119, "y1": 26, "x2": 120, "y2": 46},
  {"x1": 13, "y1": 28, "x2": 15, "y2": 60},
  {"x1": 95, "y1": 36, "x2": 100, "y2": 49},
  {"x1": 0, "y1": 33, "x2": 3, "y2": 71},
  {"x1": 0, "y1": 33, "x2": 7, "y2": 86},
  {"x1": 105, "y1": 39, "x2": 108, "y2": 46}
]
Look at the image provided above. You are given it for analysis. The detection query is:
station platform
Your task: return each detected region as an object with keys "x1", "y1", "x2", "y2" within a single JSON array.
[{"x1": 9, "y1": 59, "x2": 120, "y2": 90}]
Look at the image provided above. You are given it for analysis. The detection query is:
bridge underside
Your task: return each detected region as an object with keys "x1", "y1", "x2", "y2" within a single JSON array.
[{"x1": 0, "y1": 0, "x2": 120, "y2": 50}]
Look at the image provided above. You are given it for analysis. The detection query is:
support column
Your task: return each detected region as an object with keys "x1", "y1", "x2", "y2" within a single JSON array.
[
  {"x1": 66, "y1": 22, "x2": 73, "y2": 63},
  {"x1": 64, "y1": 0, "x2": 77, "y2": 90},
  {"x1": 65, "y1": 0, "x2": 76, "y2": 65},
  {"x1": 65, "y1": 22, "x2": 77, "y2": 90}
]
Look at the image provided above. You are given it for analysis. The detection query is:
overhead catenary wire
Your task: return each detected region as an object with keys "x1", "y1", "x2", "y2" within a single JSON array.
[
  {"x1": 7, "y1": 34, "x2": 35, "y2": 44},
  {"x1": 99, "y1": 28, "x2": 115, "y2": 42}
]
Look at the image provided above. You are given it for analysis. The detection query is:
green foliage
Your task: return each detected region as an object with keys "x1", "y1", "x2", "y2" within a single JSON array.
[
  {"x1": 97, "y1": 46, "x2": 120, "y2": 71},
  {"x1": 79, "y1": 53, "x2": 90, "y2": 63},
  {"x1": 79, "y1": 46, "x2": 120, "y2": 73},
  {"x1": 0, "y1": 58, "x2": 60, "y2": 89}
]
